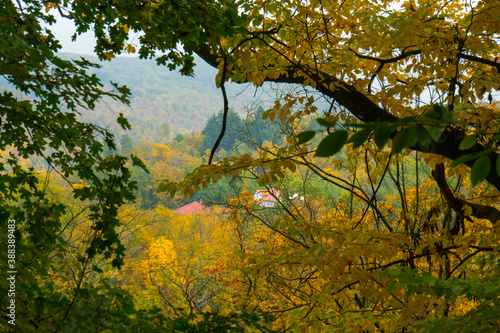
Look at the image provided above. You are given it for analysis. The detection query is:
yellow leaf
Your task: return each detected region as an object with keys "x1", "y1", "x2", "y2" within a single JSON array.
[
  {"x1": 45, "y1": 3, "x2": 57, "y2": 12},
  {"x1": 462, "y1": 204, "x2": 473, "y2": 216},
  {"x1": 104, "y1": 52, "x2": 115, "y2": 61}
]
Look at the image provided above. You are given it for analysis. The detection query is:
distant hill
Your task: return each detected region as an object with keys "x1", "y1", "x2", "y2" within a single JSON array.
[
  {"x1": 55, "y1": 53, "x2": 265, "y2": 142},
  {"x1": 1, "y1": 53, "x2": 328, "y2": 144}
]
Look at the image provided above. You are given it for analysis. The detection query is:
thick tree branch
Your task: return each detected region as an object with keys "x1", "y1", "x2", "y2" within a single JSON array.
[
  {"x1": 432, "y1": 163, "x2": 500, "y2": 225},
  {"x1": 349, "y1": 48, "x2": 422, "y2": 64},
  {"x1": 458, "y1": 52, "x2": 500, "y2": 71}
]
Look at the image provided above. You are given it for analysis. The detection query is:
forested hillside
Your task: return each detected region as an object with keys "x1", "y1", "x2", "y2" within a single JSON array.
[
  {"x1": 74, "y1": 53, "x2": 326, "y2": 143},
  {"x1": 67, "y1": 53, "x2": 225, "y2": 140},
  {"x1": 85, "y1": 54, "x2": 268, "y2": 141},
  {"x1": 0, "y1": 52, "x2": 270, "y2": 142}
]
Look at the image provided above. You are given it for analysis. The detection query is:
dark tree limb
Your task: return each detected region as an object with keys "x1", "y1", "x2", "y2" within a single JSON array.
[
  {"x1": 432, "y1": 163, "x2": 500, "y2": 226},
  {"x1": 349, "y1": 47, "x2": 422, "y2": 64},
  {"x1": 208, "y1": 56, "x2": 229, "y2": 165},
  {"x1": 458, "y1": 52, "x2": 500, "y2": 71}
]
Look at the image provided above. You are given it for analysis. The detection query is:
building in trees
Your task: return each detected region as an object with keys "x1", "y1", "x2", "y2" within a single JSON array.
[
  {"x1": 173, "y1": 201, "x2": 210, "y2": 215},
  {"x1": 254, "y1": 189, "x2": 281, "y2": 208}
]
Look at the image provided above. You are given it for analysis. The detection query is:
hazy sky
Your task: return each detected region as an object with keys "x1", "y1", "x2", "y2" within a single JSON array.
[
  {"x1": 49, "y1": 13, "x2": 96, "y2": 55},
  {"x1": 50, "y1": 12, "x2": 140, "y2": 56}
]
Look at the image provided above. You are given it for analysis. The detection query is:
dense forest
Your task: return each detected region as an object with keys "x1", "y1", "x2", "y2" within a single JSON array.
[
  {"x1": 72, "y1": 52, "x2": 257, "y2": 141},
  {"x1": 1, "y1": 0, "x2": 500, "y2": 332}
]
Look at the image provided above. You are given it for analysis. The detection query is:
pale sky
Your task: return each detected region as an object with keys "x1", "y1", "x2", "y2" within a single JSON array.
[
  {"x1": 49, "y1": 12, "x2": 140, "y2": 56},
  {"x1": 49, "y1": 14, "x2": 96, "y2": 55}
]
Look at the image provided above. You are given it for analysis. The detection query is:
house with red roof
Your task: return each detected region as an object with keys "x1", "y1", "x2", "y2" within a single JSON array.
[{"x1": 173, "y1": 201, "x2": 210, "y2": 215}]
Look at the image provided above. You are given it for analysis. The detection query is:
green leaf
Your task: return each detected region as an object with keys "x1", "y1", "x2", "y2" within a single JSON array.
[
  {"x1": 361, "y1": 16, "x2": 371, "y2": 23},
  {"x1": 156, "y1": 182, "x2": 167, "y2": 193},
  {"x1": 415, "y1": 125, "x2": 431, "y2": 148},
  {"x1": 348, "y1": 123, "x2": 375, "y2": 129},
  {"x1": 117, "y1": 113, "x2": 131, "y2": 130},
  {"x1": 441, "y1": 107, "x2": 455, "y2": 123},
  {"x1": 422, "y1": 107, "x2": 441, "y2": 120},
  {"x1": 392, "y1": 128, "x2": 410, "y2": 154},
  {"x1": 131, "y1": 154, "x2": 149, "y2": 173},
  {"x1": 296, "y1": 130, "x2": 316, "y2": 144},
  {"x1": 471, "y1": 155, "x2": 490, "y2": 187},
  {"x1": 451, "y1": 284, "x2": 464, "y2": 296},
  {"x1": 421, "y1": 272, "x2": 434, "y2": 284},
  {"x1": 373, "y1": 127, "x2": 393, "y2": 150},
  {"x1": 484, "y1": 285, "x2": 499, "y2": 295},
  {"x1": 449, "y1": 154, "x2": 474, "y2": 168},
  {"x1": 348, "y1": 129, "x2": 372, "y2": 149},
  {"x1": 308, "y1": 243, "x2": 322, "y2": 254},
  {"x1": 407, "y1": 125, "x2": 418, "y2": 147},
  {"x1": 450, "y1": 148, "x2": 496, "y2": 168},
  {"x1": 428, "y1": 126, "x2": 442, "y2": 141},
  {"x1": 387, "y1": 280, "x2": 398, "y2": 293},
  {"x1": 314, "y1": 130, "x2": 349, "y2": 157},
  {"x1": 169, "y1": 186, "x2": 177, "y2": 198},
  {"x1": 459, "y1": 135, "x2": 475, "y2": 150},
  {"x1": 423, "y1": 104, "x2": 451, "y2": 121},
  {"x1": 316, "y1": 118, "x2": 337, "y2": 127}
]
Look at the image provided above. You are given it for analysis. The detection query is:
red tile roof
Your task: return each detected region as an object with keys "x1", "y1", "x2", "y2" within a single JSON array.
[{"x1": 173, "y1": 201, "x2": 210, "y2": 215}]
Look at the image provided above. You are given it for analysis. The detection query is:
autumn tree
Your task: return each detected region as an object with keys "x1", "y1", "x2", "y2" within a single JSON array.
[{"x1": 158, "y1": 123, "x2": 172, "y2": 144}]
